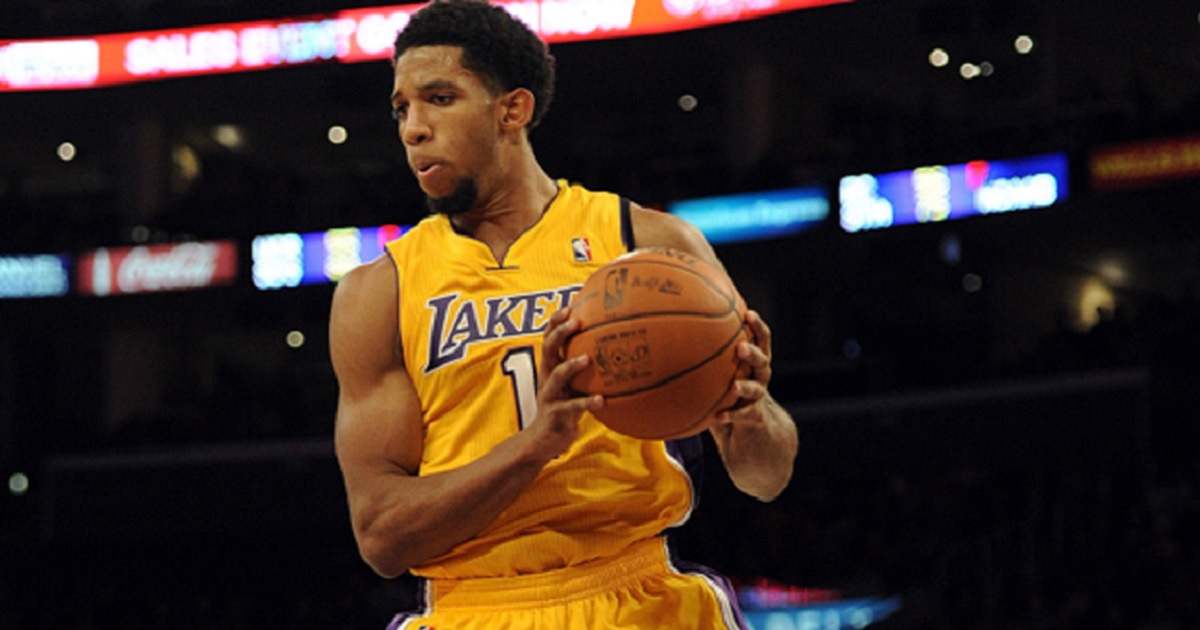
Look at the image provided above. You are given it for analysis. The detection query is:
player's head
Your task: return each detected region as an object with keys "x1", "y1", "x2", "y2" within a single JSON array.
[
  {"x1": 392, "y1": 0, "x2": 556, "y2": 216},
  {"x1": 394, "y1": 0, "x2": 556, "y2": 130}
]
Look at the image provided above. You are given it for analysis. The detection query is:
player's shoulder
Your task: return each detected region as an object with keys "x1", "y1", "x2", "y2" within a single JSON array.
[
  {"x1": 329, "y1": 253, "x2": 404, "y2": 366},
  {"x1": 343, "y1": 252, "x2": 396, "y2": 289},
  {"x1": 331, "y1": 254, "x2": 398, "y2": 318},
  {"x1": 627, "y1": 202, "x2": 714, "y2": 263}
]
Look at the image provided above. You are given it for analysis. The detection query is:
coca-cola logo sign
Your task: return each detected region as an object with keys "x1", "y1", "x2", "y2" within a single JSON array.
[{"x1": 77, "y1": 241, "x2": 238, "y2": 296}]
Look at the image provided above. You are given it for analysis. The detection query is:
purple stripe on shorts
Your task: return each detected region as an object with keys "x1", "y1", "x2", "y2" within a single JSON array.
[
  {"x1": 668, "y1": 549, "x2": 750, "y2": 630},
  {"x1": 384, "y1": 578, "x2": 429, "y2": 630}
]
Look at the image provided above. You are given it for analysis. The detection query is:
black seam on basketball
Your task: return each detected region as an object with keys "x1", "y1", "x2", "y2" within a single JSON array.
[
  {"x1": 577, "y1": 258, "x2": 739, "y2": 323},
  {"x1": 598, "y1": 320, "x2": 745, "y2": 400},
  {"x1": 640, "y1": 321, "x2": 751, "y2": 440},
  {"x1": 581, "y1": 309, "x2": 734, "y2": 331}
]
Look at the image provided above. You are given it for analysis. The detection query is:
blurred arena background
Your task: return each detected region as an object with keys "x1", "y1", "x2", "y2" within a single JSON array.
[{"x1": 2, "y1": 0, "x2": 1199, "y2": 628}]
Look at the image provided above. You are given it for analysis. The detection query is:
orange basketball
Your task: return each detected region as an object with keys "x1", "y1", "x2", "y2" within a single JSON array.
[{"x1": 565, "y1": 248, "x2": 752, "y2": 440}]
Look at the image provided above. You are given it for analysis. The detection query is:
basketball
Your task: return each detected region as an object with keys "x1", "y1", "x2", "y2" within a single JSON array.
[{"x1": 565, "y1": 248, "x2": 752, "y2": 440}]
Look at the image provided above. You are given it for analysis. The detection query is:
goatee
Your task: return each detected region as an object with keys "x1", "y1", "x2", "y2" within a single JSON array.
[{"x1": 426, "y1": 178, "x2": 479, "y2": 217}]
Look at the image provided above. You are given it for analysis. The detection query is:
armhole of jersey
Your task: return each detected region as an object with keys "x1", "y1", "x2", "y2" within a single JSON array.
[
  {"x1": 619, "y1": 196, "x2": 635, "y2": 251},
  {"x1": 384, "y1": 245, "x2": 406, "y2": 369}
]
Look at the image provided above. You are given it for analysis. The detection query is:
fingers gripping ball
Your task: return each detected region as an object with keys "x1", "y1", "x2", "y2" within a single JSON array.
[{"x1": 565, "y1": 248, "x2": 752, "y2": 440}]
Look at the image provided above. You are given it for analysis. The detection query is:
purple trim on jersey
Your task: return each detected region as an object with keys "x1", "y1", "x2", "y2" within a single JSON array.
[
  {"x1": 666, "y1": 435, "x2": 705, "y2": 509},
  {"x1": 384, "y1": 578, "x2": 429, "y2": 630},
  {"x1": 384, "y1": 612, "x2": 409, "y2": 630},
  {"x1": 668, "y1": 548, "x2": 750, "y2": 630}
]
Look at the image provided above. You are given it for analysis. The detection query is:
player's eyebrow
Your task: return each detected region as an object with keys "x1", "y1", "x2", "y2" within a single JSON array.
[
  {"x1": 391, "y1": 78, "x2": 461, "y2": 106},
  {"x1": 418, "y1": 79, "x2": 459, "y2": 92}
]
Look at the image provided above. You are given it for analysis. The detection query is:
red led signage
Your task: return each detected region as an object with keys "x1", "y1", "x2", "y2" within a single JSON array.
[
  {"x1": 76, "y1": 241, "x2": 238, "y2": 296},
  {"x1": 0, "y1": 0, "x2": 849, "y2": 91}
]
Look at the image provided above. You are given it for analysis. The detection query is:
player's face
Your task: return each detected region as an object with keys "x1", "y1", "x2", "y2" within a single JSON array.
[{"x1": 391, "y1": 46, "x2": 500, "y2": 215}]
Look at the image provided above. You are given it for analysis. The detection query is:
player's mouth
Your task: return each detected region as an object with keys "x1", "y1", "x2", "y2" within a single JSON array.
[
  {"x1": 413, "y1": 159, "x2": 441, "y2": 176},
  {"x1": 412, "y1": 159, "x2": 456, "y2": 196}
]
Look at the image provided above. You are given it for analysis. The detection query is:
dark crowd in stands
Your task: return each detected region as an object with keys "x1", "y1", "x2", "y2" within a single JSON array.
[{"x1": 1, "y1": 286, "x2": 1198, "y2": 630}]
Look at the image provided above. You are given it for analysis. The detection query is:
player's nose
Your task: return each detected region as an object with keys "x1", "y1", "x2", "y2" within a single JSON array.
[{"x1": 400, "y1": 110, "x2": 430, "y2": 146}]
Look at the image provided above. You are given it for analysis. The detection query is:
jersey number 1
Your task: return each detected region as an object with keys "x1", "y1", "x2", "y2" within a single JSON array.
[{"x1": 501, "y1": 347, "x2": 538, "y2": 430}]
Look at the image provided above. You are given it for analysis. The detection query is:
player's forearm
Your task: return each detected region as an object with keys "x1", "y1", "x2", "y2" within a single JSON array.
[
  {"x1": 717, "y1": 397, "x2": 798, "y2": 501},
  {"x1": 353, "y1": 433, "x2": 551, "y2": 578}
]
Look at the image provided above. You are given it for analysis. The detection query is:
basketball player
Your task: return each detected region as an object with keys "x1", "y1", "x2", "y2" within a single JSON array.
[{"x1": 329, "y1": 1, "x2": 799, "y2": 628}]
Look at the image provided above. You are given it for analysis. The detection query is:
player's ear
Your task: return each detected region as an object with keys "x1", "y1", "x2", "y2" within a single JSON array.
[{"x1": 498, "y1": 87, "x2": 535, "y2": 131}]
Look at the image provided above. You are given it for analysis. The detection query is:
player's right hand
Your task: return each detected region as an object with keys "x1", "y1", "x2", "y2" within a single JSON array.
[{"x1": 526, "y1": 307, "x2": 604, "y2": 462}]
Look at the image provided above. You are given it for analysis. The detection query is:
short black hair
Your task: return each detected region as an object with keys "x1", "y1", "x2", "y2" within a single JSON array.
[{"x1": 394, "y1": 0, "x2": 556, "y2": 130}]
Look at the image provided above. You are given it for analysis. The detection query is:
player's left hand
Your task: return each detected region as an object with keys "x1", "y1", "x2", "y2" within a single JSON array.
[{"x1": 718, "y1": 309, "x2": 773, "y2": 424}]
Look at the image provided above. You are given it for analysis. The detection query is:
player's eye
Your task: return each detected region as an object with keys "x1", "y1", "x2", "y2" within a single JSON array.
[
  {"x1": 391, "y1": 104, "x2": 407, "y2": 121},
  {"x1": 431, "y1": 93, "x2": 453, "y2": 105}
]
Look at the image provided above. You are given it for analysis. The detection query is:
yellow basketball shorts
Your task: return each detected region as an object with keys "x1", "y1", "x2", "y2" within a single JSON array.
[{"x1": 386, "y1": 537, "x2": 747, "y2": 630}]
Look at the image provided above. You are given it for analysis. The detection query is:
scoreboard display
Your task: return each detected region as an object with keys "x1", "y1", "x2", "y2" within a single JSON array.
[
  {"x1": 0, "y1": 254, "x2": 70, "y2": 299},
  {"x1": 252, "y1": 224, "x2": 405, "y2": 290},
  {"x1": 839, "y1": 152, "x2": 1069, "y2": 232}
]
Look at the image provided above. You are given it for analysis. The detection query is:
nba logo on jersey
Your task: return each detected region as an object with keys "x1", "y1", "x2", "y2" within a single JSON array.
[{"x1": 571, "y1": 238, "x2": 592, "y2": 262}]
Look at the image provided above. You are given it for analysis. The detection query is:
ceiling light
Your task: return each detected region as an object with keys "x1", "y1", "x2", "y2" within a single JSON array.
[
  {"x1": 1014, "y1": 35, "x2": 1034, "y2": 55},
  {"x1": 213, "y1": 124, "x2": 244, "y2": 150},
  {"x1": 57, "y1": 142, "x2": 76, "y2": 162},
  {"x1": 929, "y1": 48, "x2": 950, "y2": 68}
]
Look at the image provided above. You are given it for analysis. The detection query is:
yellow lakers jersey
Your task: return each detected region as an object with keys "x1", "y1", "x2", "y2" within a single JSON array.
[{"x1": 386, "y1": 181, "x2": 697, "y2": 579}]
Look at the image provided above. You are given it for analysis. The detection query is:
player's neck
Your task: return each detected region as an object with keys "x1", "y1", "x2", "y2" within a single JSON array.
[{"x1": 450, "y1": 151, "x2": 558, "y2": 254}]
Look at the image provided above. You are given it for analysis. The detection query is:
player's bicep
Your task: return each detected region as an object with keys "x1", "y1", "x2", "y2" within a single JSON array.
[{"x1": 335, "y1": 369, "x2": 423, "y2": 478}]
